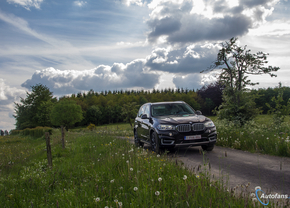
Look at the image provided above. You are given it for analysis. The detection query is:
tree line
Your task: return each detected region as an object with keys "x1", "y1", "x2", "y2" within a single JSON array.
[{"x1": 12, "y1": 82, "x2": 290, "y2": 131}]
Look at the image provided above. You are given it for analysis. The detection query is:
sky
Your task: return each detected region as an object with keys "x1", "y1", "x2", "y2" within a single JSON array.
[{"x1": 1, "y1": 0, "x2": 290, "y2": 131}]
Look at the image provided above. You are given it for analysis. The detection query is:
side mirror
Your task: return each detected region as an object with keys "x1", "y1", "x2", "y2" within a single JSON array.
[
  {"x1": 196, "y1": 110, "x2": 202, "y2": 115},
  {"x1": 141, "y1": 114, "x2": 148, "y2": 119}
]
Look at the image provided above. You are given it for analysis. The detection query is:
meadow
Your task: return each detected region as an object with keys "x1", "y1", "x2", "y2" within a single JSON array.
[
  {"x1": 0, "y1": 115, "x2": 289, "y2": 207},
  {"x1": 212, "y1": 115, "x2": 290, "y2": 157}
]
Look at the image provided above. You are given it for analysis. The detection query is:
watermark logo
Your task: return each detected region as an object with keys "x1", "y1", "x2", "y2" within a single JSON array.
[{"x1": 255, "y1": 186, "x2": 289, "y2": 206}]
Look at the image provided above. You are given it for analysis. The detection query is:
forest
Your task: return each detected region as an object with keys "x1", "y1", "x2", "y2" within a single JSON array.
[{"x1": 10, "y1": 82, "x2": 290, "y2": 131}]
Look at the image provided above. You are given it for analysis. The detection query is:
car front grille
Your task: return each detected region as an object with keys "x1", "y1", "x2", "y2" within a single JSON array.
[
  {"x1": 176, "y1": 123, "x2": 205, "y2": 132},
  {"x1": 176, "y1": 124, "x2": 191, "y2": 132},
  {"x1": 192, "y1": 123, "x2": 205, "y2": 131}
]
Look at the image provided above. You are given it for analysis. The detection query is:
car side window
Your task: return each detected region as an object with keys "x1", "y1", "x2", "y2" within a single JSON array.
[
  {"x1": 138, "y1": 105, "x2": 145, "y2": 117},
  {"x1": 144, "y1": 105, "x2": 150, "y2": 117}
]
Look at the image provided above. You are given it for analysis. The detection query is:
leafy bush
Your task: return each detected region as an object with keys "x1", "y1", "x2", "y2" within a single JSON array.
[
  {"x1": 87, "y1": 123, "x2": 96, "y2": 131},
  {"x1": 9, "y1": 127, "x2": 52, "y2": 138}
]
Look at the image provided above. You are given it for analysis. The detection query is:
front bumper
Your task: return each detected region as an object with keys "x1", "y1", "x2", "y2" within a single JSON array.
[{"x1": 157, "y1": 128, "x2": 217, "y2": 147}]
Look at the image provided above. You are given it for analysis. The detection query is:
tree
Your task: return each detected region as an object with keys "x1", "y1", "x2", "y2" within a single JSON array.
[
  {"x1": 14, "y1": 84, "x2": 54, "y2": 129},
  {"x1": 50, "y1": 99, "x2": 83, "y2": 148},
  {"x1": 266, "y1": 84, "x2": 290, "y2": 125},
  {"x1": 86, "y1": 105, "x2": 102, "y2": 125},
  {"x1": 121, "y1": 102, "x2": 138, "y2": 127},
  {"x1": 206, "y1": 37, "x2": 279, "y2": 125},
  {"x1": 197, "y1": 82, "x2": 224, "y2": 115},
  {"x1": 36, "y1": 100, "x2": 56, "y2": 127},
  {"x1": 0, "y1": 130, "x2": 4, "y2": 136}
]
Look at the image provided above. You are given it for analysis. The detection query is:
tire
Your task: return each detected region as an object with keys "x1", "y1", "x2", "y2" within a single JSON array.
[
  {"x1": 134, "y1": 130, "x2": 144, "y2": 147},
  {"x1": 201, "y1": 144, "x2": 214, "y2": 151},
  {"x1": 151, "y1": 131, "x2": 161, "y2": 154}
]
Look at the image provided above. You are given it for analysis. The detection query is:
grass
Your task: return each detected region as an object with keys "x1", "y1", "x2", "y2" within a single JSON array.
[
  {"x1": 0, "y1": 130, "x2": 267, "y2": 207},
  {"x1": 216, "y1": 115, "x2": 290, "y2": 157}
]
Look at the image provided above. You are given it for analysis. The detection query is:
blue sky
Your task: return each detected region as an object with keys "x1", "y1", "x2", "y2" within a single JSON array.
[{"x1": 1, "y1": 0, "x2": 290, "y2": 130}]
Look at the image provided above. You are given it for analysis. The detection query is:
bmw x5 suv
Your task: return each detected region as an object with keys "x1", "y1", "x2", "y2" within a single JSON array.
[{"x1": 134, "y1": 101, "x2": 217, "y2": 153}]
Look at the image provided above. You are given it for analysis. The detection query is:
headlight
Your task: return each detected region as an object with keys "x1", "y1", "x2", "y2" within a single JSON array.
[
  {"x1": 157, "y1": 124, "x2": 176, "y2": 130},
  {"x1": 204, "y1": 121, "x2": 215, "y2": 128}
]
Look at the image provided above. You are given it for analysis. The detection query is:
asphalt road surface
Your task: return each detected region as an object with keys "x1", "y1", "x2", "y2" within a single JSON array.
[{"x1": 173, "y1": 145, "x2": 290, "y2": 196}]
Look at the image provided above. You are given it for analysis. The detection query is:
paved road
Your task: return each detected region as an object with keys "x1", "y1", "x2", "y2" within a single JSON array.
[{"x1": 173, "y1": 145, "x2": 290, "y2": 196}]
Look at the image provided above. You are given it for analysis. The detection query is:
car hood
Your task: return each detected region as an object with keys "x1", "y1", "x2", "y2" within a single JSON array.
[{"x1": 155, "y1": 115, "x2": 208, "y2": 125}]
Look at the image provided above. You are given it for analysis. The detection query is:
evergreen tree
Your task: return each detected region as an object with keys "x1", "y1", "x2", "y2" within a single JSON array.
[{"x1": 14, "y1": 84, "x2": 54, "y2": 130}]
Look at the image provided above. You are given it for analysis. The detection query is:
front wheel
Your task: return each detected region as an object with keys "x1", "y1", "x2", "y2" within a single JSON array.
[
  {"x1": 151, "y1": 131, "x2": 161, "y2": 154},
  {"x1": 201, "y1": 144, "x2": 214, "y2": 151},
  {"x1": 134, "y1": 130, "x2": 144, "y2": 147}
]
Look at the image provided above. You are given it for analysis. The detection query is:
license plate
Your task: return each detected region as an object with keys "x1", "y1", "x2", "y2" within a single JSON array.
[{"x1": 184, "y1": 135, "x2": 201, "y2": 140}]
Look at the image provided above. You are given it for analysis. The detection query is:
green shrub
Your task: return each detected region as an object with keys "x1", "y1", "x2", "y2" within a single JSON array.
[
  {"x1": 10, "y1": 127, "x2": 53, "y2": 138},
  {"x1": 87, "y1": 123, "x2": 96, "y2": 131}
]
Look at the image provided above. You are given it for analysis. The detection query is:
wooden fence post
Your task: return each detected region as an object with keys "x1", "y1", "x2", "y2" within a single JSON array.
[
  {"x1": 45, "y1": 132, "x2": 53, "y2": 168},
  {"x1": 61, "y1": 125, "x2": 65, "y2": 149}
]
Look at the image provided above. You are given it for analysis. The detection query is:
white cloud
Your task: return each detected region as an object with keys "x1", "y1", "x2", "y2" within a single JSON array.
[
  {"x1": 145, "y1": 43, "x2": 220, "y2": 73},
  {"x1": 0, "y1": 79, "x2": 26, "y2": 105},
  {"x1": 0, "y1": 79, "x2": 26, "y2": 131},
  {"x1": 21, "y1": 61, "x2": 160, "y2": 95},
  {"x1": 145, "y1": 0, "x2": 280, "y2": 45},
  {"x1": 173, "y1": 71, "x2": 218, "y2": 90},
  {"x1": 7, "y1": 0, "x2": 43, "y2": 10},
  {"x1": 73, "y1": 1, "x2": 87, "y2": 7},
  {"x1": 248, "y1": 20, "x2": 290, "y2": 36},
  {"x1": 123, "y1": 0, "x2": 145, "y2": 7}
]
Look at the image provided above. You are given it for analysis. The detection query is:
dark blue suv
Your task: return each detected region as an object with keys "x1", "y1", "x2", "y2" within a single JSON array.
[{"x1": 134, "y1": 101, "x2": 217, "y2": 153}]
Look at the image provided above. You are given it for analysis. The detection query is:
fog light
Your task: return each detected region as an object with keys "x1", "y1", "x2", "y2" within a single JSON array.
[{"x1": 169, "y1": 133, "x2": 173, "y2": 136}]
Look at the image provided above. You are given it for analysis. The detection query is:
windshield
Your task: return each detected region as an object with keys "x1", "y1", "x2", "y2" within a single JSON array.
[{"x1": 151, "y1": 103, "x2": 195, "y2": 117}]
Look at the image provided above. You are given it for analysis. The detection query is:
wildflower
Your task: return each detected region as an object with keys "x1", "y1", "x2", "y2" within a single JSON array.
[
  {"x1": 118, "y1": 202, "x2": 123, "y2": 207},
  {"x1": 252, "y1": 198, "x2": 258, "y2": 202},
  {"x1": 126, "y1": 160, "x2": 129, "y2": 163},
  {"x1": 155, "y1": 191, "x2": 160, "y2": 196},
  {"x1": 158, "y1": 177, "x2": 162, "y2": 182},
  {"x1": 95, "y1": 197, "x2": 100, "y2": 202},
  {"x1": 119, "y1": 186, "x2": 123, "y2": 190},
  {"x1": 183, "y1": 175, "x2": 187, "y2": 180},
  {"x1": 114, "y1": 199, "x2": 118, "y2": 203},
  {"x1": 157, "y1": 154, "x2": 160, "y2": 157},
  {"x1": 196, "y1": 175, "x2": 200, "y2": 179},
  {"x1": 130, "y1": 168, "x2": 133, "y2": 171},
  {"x1": 110, "y1": 179, "x2": 115, "y2": 183},
  {"x1": 255, "y1": 186, "x2": 261, "y2": 191},
  {"x1": 250, "y1": 193, "x2": 255, "y2": 198},
  {"x1": 133, "y1": 187, "x2": 138, "y2": 191}
]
